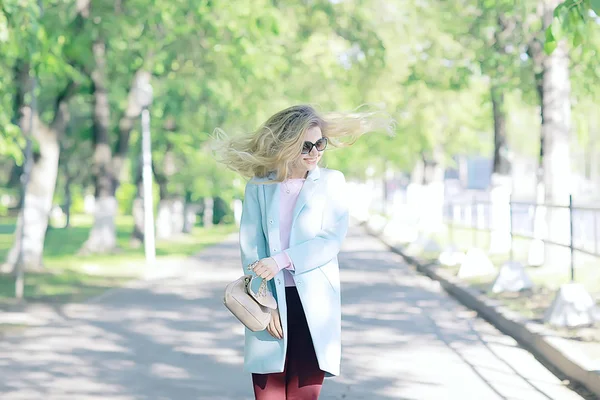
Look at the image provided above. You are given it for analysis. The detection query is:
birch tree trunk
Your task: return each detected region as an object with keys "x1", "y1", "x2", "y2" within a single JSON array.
[
  {"x1": 80, "y1": 39, "x2": 118, "y2": 254},
  {"x1": 489, "y1": 84, "x2": 512, "y2": 254},
  {"x1": 130, "y1": 163, "x2": 145, "y2": 248},
  {"x1": 80, "y1": 63, "x2": 152, "y2": 253},
  {"x1": 2, "y1": 64, "x2": 74, "y2": 273},
  {"x1": 541, "y1": 0, "x2": 572, "y2": 267}
]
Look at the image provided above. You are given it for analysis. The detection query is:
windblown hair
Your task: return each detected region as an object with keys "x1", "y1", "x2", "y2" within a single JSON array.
[{"x1": 213, "y1": 104, "x2": 394, "y2": 182}]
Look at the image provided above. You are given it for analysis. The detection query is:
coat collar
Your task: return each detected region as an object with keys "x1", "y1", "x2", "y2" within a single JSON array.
[
  {"x1": 291, "y1": 171, "x2": 318, "y2": 225},
  {"x1": 306, "y1": 166, "x2": 320, "y2": 181}
]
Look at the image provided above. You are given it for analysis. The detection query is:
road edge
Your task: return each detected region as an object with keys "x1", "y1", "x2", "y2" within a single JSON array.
[{"x1": 364, "y1": 224, "x2": 600, "y2": 398}]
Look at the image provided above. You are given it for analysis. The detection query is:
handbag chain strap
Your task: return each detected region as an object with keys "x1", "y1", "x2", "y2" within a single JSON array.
[{"x1": 245, "y1": 261, "x2": 268, "y2": 299}]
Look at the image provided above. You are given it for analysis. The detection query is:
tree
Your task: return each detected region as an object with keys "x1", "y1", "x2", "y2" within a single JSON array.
[
  {"x1": 537, "y1": 0, "x2": 573, "y2": 264},
  {"x1": 546, "y1": 0, "x2": 600, "y2": 51},
  {"x1": 1, "y1": 0, "x2": 81, "y2": 273}
]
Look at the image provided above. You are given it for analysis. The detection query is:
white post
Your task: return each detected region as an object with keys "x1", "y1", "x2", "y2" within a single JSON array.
[
  {"x1": 453, "y1": 204, "x2": 460, "y2": 225},
  {"x1": 476, "y1": 203, "x2": 485, "y2": 230},
  {"x1": 464, "y1": 203, "x2": 472, "y2": 227},
  {"x1": 529, "y1": 180, "x2": 546, "y2": 266},
  {"x1": 141, "y1": 108, "x2": 156, "y2": 264},
  {"x1": 489, "y1": 181, "x2": 512, "y2": 254}
]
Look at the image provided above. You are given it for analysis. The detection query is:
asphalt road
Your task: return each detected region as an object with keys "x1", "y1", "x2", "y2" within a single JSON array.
[{"x1": 0, "y1": 224, "x2": 585, "y2": 399}]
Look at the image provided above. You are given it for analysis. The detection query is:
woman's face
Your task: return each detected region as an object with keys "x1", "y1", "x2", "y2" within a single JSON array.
[{"x1": 292, "y1": 126, "x2": 326, "y2": 174}]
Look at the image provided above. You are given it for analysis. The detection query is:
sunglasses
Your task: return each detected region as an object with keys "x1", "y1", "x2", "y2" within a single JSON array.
[{"x1": 302, "y1": 137, "x2": 328, "y2": 154}]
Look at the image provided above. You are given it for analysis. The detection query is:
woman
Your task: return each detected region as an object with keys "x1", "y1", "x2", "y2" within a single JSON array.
[{"x1": 215, "y1": 105, "x2": 392, "y2": 399}]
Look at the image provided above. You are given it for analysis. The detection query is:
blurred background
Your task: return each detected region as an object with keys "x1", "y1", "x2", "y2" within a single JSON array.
[{"x1": 0, "y1": 0, "x2": 599, "y2": 317}]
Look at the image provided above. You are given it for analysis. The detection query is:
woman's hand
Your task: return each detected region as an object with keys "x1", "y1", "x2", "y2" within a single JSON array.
[
  {"x1": 251, "y1": 257, "x2": 279, "y2": 281},
  {"x1": 267, "y1": 308, "x2": 283, "y2": 339}
]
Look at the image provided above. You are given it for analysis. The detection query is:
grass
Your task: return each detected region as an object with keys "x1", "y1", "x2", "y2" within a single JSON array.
[
  {"x1": 382, "y1": 216, "x2": 600, "y2": 352},
  {"x1": 429, "y1": 225, "x2": 600, "y2": 297},
  {"x1": 400, "y1": 223, "x2": 600, "y2": 334},
  {"x1": 0, "y1": 214, "x2": 237, "y2": 304}
]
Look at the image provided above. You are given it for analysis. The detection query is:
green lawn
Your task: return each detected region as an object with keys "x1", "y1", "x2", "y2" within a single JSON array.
[
  {"x1": 419, "y1": 224, "x2": 600, "y2": 327},
  {"x1": 0, "y1": 215, "x2": 237, "y2": 303}
]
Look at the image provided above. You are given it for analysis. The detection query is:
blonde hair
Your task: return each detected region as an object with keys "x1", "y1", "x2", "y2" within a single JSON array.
[{"x1": 213, "y1": 104, "x2": 394, "y2": 182}]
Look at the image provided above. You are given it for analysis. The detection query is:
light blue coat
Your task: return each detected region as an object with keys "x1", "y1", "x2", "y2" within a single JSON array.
[{"x1": 239, "y1": 166, "x2": 349, "y2": 377}]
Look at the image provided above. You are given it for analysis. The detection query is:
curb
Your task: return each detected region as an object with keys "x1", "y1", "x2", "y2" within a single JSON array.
[{"x1": 366, "y1": 225, "x2": 600, "y2": 398}]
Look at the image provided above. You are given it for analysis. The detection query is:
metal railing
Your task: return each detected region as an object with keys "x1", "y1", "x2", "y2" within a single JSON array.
[{"x1": 444, "y1": 195, "x2": 600, "y2": 282}]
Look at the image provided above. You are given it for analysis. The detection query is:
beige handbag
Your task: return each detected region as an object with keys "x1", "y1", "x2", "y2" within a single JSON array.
[{"x1": 223, "y1": 272, "x2": 278, "y2": 332}]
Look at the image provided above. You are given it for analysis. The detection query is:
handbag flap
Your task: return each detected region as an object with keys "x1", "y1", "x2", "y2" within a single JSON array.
[{"x1": 247, "y1": 276, "x2": 277, "y2": 309}]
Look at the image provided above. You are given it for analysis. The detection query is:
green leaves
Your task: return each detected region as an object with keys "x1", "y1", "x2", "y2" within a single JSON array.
[
  {"x1": 0, "y1": 123, "x2": 25, "y2": 164},
  {"x1": 545, "y1": 0, "x2": 599, "y2": 53},
  {"x1": 545, "y1": 26, "x2": 559, "y2": 54}
]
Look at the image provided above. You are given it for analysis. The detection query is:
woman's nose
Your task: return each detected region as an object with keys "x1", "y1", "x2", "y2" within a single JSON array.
[{"x1": 309, "y1": 146, "x2": 318, "y2": 157}]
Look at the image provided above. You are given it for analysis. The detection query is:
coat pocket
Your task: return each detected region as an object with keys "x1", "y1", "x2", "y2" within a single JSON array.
[{"x1": 318, "y1": 262, "x2": 340, "y2": 293}]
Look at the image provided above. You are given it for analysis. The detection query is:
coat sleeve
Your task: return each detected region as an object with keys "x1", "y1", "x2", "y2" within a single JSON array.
[
  {"x1": 239, "y1": 181, "x2": 268, "y2": 276},
  {"x1": 284, "y1": 171, "x2": 349, "y2": 275}
]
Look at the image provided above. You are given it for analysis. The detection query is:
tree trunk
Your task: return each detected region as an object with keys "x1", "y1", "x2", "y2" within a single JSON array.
[
  {"x1": 171, "y1": 198, "x2": 185, "y2": 234},
  {"x1": 64, "y1": 174, "x2": 73, "y2": 228},
  {"x1": 423, "y1": 148, "x2": 445, "y2": 233},
  {"x1": 130, "y1": 157, "x2": 144, "y2": 248},
  {"x1": 491, "y1": 85, "x2": 511, "y2": 177},
  {"x1": 80, "y1": 65, "x2": 152, "y2": 253},
  {"x1": 154, "y1": 159, "x2": 170, "y2": 239},
  {"x1": 130, "y1": 198, "x2": 145, "y2": 248},
  {"x1": 182, "y1": 191, "x2": 196, "y2": 234},
  {"x1": 2, "y1": 65, "x2": 74, "y2": 273},
  {"x1": 80, "y1": 39, "x2": 118, "y2": 254},
  {"x1": 156, "y1": 199, "x2": 173, "y2": 239},
  {"x1": 3, "y1": 121, "x2": 61, "y2": 272},
  {"x1": 410, "y1": 153, "x2": 426, "y2": 185},
  {"x1": 541, "y1": 0, "x2": 572, "y2": 267},
  {"x1": 525, "y1": 9, "x2": 548, "y2": 266},
  {"x1": 408, "y1": 149, "x2": 445, "y2": 233},
  {"x1": 156, "y1": 198, "x2": 185, "y2": 239},
  {"x1": 8, "y1": 164, "x2": 24, "y2": 210},
  {"x1": 488, "y1": 84, "x2": 513, "y2": 253},
  {"x1": 419, "y1": 150, "x2": 444, "y2": 186},
  {"x1": 155, "y1": 146, "x2": 185, "y2": 239},
  {"x1": 114, "y1": 69, "x2": 152, "y2": 184},
  {"x1": 203, "y1": 197, "x2": 214, "y2": 228}
]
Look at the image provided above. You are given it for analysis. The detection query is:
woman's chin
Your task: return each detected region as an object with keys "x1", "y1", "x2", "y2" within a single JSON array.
[{"x1": 303, "y1": 159, "x2": 319, "y2": 169}]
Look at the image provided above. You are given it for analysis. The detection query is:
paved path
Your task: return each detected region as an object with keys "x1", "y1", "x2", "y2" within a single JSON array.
[{"x1": 0, "y1": 224, "x2": 586, "y2": 399}]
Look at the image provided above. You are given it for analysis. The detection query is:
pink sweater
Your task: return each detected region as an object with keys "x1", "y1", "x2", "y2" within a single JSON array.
[{"x1": 272, "y1": 178, "x2": 305, "y2": 287}]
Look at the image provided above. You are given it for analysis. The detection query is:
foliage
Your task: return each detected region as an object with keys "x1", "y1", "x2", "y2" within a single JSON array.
[
  {"x1": 546, "y1": 0, "x2": 600, "y2": 52},
  {"x1": 1, "y1": 0, "x2": 599, "y2": 249}
]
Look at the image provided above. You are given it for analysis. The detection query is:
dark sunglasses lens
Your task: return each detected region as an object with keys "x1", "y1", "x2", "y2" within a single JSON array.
[
  {"x1": 302, "y1": 142, "x2": 312, "y2": 154},
  {"x1": 315, "y1": 138, "x2": 327, "y2": 151}
]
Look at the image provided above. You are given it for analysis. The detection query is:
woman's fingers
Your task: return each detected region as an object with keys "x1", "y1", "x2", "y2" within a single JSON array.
[
  {"x1": 255, "y1": 266, "x2": 270, "y2": 280},
  {"x1": 267, "y1": 319, "x2": 279, "y2": 339},
  {"x1": 262, "y1": 270, "x2": 274, "y2": 281},
  {"x1": 252, "y1": 261, "x2": 275, "y2": 280},
  {"x1": 252, "y1": 262, "x2": 265, "y2": 275},
  {"x1": 266, "y1": 324, "x2": 275, "y2": 338},
  {"x1": 267, "y1": 312, "x2": 282, "y2": 339},
  {"x1": 273, "y1": 312, "x2": 283, "y2": 339}
]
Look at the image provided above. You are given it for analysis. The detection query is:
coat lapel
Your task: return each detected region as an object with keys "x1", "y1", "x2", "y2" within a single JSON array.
[
  {"x1": 291, "y1": 166, "x2": 320, "y2": 227},
  {"x1": 263, "y1": 172, "x2": 281, "y2": 247}
]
